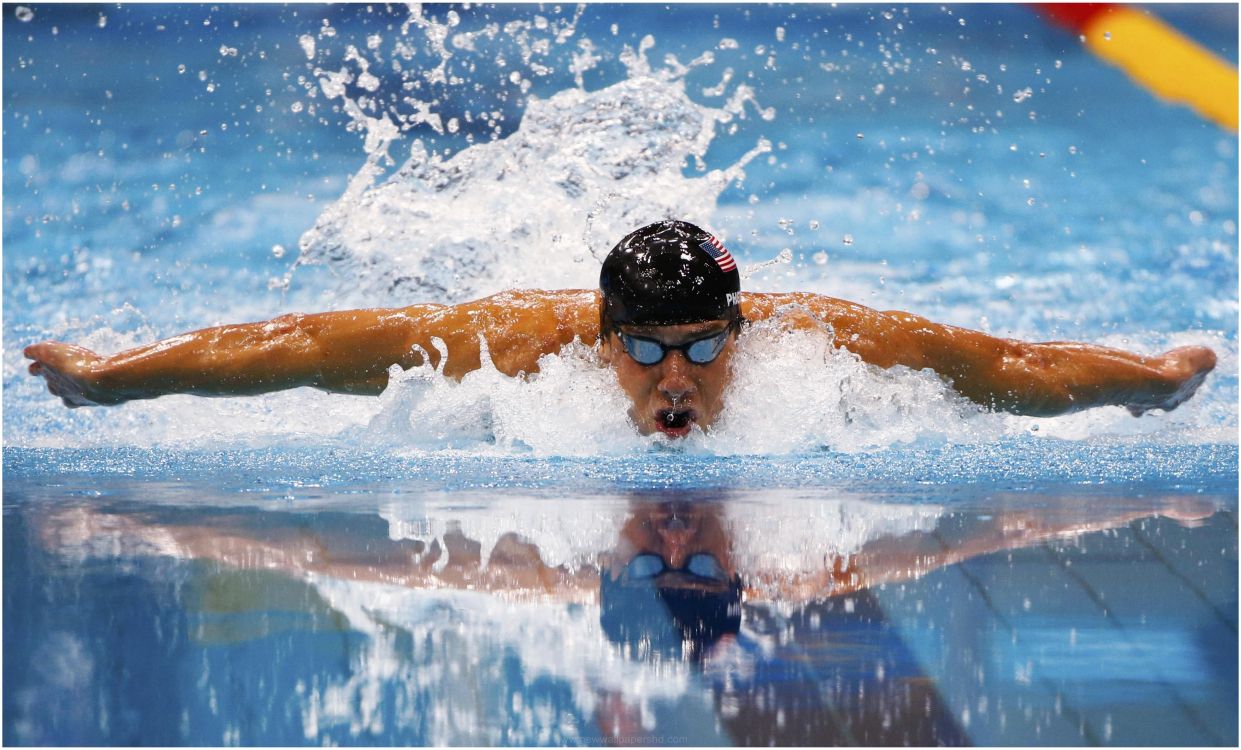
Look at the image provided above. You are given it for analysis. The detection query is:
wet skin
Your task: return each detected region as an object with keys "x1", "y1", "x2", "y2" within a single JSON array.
[{"x1": 598, "y1": 319, "x2": 738, "y2": 438}]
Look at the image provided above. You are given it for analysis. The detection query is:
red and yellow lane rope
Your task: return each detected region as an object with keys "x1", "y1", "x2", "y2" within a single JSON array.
[{"x1": 1035, "y1": 3, "x2": 1238, "y2": 131}]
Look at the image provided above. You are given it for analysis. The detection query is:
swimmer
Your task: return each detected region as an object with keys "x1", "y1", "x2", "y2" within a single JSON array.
[{"x1": 24, "y1": 219, "x2": 1217, "y2": 437}]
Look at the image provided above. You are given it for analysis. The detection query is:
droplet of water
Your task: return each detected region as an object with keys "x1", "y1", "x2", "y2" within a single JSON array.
[
  {"x1": 1012, "y1": 87, "x2": 1033, "y2": 103},
  {"x1": 856, "y1": 132, "x2": 864, "y2": 140},
  {"x1": 812, "y1": 251, "x2": 828, "y2": 265},
  {"x1": 291, "y1": 101, "x2": 304, "y2": 113},
  {"x1": 1103, "y1": 30, "x2": 1112, "y2": 41},
  {"x1": 777, "y1": 248, "x2": 793, "y2": 263},
  {"x1": 272, "y1": 244, "x2": 286, "y2": 259},
  {"x1": 299, "y1": 34, "x2": 316, "y2": 60},
  {"x1": 809, "y1": 220, "x2": 820, "y2": 230},
  {"x1": 14, "y1": 6, "x2": 33, "y2": 22},
  {"x1": 97, "y1": 13, "x2": 107, "y2": 28},
  {"x1": 177, "y1": 64, "x2": 186, "y2": 74},
  {"x1": 1026, "y1": 197, "x2": 1036, "y2": 206},
  {"x1": 842, "y1": 234, "x2": 854, "y2": 245}
]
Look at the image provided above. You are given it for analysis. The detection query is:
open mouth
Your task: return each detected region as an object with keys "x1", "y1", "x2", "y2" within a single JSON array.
[{"x1": 655, "y1": 408, "x2": 697, "y2": 438}]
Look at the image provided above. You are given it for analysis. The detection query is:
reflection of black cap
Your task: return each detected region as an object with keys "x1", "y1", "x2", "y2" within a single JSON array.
[
  {"x1": 599, "y1": 571, "x2": 742, "y2": 662},
  {"x1": 600, "y1": 220, "x2": 742, "y2": 327}
]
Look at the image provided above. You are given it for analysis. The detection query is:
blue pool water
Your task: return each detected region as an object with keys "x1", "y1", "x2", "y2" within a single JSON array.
[{"x1": 3, "y1": 3, "x2": 1238, "y2": 745}]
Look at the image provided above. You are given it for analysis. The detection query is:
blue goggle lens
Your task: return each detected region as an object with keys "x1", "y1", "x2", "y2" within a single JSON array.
[
  {"x1": 619, "y1": 327, "x2": 731, "y2": 366},
  {"x1": 624, "y1": 552, "x2": 729, "y2": 583}
]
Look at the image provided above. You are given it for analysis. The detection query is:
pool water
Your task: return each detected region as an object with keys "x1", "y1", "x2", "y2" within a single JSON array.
[
  {"x1": 3, "y1": 449, "x2": 1237, "y2": 745},
  {"x1": 3, "y1": 3, "x2": 1238, "y2": 746}
]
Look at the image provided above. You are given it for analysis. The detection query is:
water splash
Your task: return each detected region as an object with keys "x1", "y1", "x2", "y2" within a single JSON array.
[
  {"x1": 359, "y1": 337, "x2": 649, "y2": 455},
  {"x1": 294, "y1": 14, "x2": 772, "y2": 307}
]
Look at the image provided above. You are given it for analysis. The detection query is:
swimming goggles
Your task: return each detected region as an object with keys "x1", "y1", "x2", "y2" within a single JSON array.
[
  {"x1": 618, "y1": 322, "x2": 738, "y2": 366},
  {"x1": 623, "y1": 552, "x2": 730, "y2": 583}
]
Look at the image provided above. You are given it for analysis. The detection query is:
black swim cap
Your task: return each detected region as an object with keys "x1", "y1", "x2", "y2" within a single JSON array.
[{"x1": 600, "y1": 220, "x2": 741, "y2": 327}]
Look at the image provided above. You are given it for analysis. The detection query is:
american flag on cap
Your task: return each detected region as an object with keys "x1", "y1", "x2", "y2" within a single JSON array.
[{"x1": 699, "y1": 235, "x2": 737, "y2": 272}]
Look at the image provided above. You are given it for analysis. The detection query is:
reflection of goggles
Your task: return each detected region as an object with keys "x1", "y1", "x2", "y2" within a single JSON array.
[
  {"x1": 618, "y1": 320, "x2": 739, "y2": 366},
  {"x1": 624, "y1": 552, "x2": 730, "y2": 584}
]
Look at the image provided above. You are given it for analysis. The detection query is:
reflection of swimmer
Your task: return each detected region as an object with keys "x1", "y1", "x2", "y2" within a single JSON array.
[
  {"x1": 31, "y1": 495, "x2": 1219, "y2": 744},
  {"x1": 26, "y1": 220, "x2": 1216, "y2": 437},
  {"x1": 36, "y1": 492, "x2": 1216, "y2": 608}
]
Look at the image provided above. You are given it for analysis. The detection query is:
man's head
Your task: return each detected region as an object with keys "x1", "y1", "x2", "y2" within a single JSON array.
[
  {"x1": 599, "y1": 220, "x2": 744, "y2": 437},
  {"x1": 600, "y1": 498, "x2": 742, "y2": 662}
]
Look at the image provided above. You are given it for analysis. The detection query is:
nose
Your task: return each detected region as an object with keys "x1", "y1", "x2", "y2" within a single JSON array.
[
  {"x1": 657, "y1": 352, "x2": 696, "y2": 404},
  {"x1": 658, "y1": 522, "x2": 694, "y2": 569},
  {"x1": 650, "y1": 509, "x2": 699, "y2": 568}
]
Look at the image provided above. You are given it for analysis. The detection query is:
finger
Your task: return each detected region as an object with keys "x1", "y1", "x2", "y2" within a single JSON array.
[{"x1": 28, "y1": 362, "x2": 42, "y2": 375}]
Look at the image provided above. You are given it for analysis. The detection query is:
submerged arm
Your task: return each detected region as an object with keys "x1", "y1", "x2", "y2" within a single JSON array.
[
  {"x1": 25, "y1": 290, "x2": 600, "y2": 407},
  {"x1": 744, "y1": 292, "x2": 1216, "y2": 417}
]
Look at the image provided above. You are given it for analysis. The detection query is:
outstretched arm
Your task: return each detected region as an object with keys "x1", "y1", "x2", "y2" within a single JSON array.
[
  {"x1": 744, "y1": 292, "x2": 1216, "y2": 417},
  {"x1": 25, "y1": 290, "x2": 600, "y2": 407}
]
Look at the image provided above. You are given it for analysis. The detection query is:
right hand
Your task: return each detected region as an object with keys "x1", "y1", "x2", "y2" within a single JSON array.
[{"x1": 24, "y1": 341, "x2": 122, "y2": 407}]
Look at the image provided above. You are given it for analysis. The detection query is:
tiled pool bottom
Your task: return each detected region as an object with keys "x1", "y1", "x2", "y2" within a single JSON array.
[{"x1": 3, "y1": 446, "x2": 1236, "y2": 745}]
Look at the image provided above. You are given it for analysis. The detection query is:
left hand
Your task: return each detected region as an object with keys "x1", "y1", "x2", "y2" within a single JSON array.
[{"x1": 1127, "y1": 346, "x2": 1217, "y2": 416}]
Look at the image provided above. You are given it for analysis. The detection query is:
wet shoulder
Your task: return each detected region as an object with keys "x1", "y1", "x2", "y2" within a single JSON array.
[
  {"x1": 479, "y1": 289, "x2": 601, "y2": 345},
  {"x1": 740, "y1": 291, "x2": 852, "y2": 322}
]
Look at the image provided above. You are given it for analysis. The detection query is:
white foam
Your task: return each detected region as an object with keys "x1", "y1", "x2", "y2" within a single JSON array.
[
  {"x1": 294, "y1": 35, "x2": 769, "y2": 308},
  {"x1": 360, "y1": 337, "x2": 650, "y2": 455}
]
